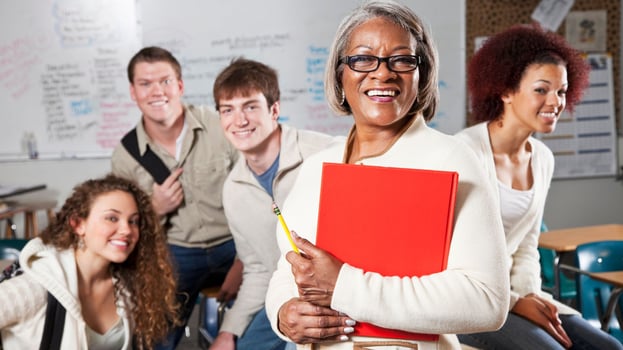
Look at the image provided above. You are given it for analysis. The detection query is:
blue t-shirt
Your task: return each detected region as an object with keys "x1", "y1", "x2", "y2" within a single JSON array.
[{"x1": 252, "y1": 153, "x2": 279, "y2": 198}]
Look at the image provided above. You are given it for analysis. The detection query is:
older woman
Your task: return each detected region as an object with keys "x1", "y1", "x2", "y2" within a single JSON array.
[{"x1": 265, "y1": 1, "x2": 510, "y2": 349}]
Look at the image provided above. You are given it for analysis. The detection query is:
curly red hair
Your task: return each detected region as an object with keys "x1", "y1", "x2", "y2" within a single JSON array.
[{"x1": 468, "y1": 24, "x2": 590, "y2": 124}]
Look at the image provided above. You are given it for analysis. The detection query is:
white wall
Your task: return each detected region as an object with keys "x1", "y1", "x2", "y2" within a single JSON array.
[
  {"x1": 545, "y1": 175, "x2": 623, "y2": 229},
  {"x1": 0, "y1": 158, "x2": 110, "y2": 236}
]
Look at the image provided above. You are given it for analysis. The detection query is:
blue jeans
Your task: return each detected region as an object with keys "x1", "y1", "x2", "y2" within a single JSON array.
[
  {"x1": 236, "y1": 307, "x2": 289, "y2": 350},
  {"x1": 155, "y1": 240, "x2": 236, "y2": 350},
  {"x1": 458, "y1": 313, "x2": 623, "y2": 350}
]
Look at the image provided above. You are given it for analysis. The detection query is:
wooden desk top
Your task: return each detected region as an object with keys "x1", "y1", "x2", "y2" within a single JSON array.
[
  {"x1": 590, "y1": 271, "x2": 623, "y2": 288},
  {"x1": 538, "y1": 224, "x2": 623, "y2": 252},
  {"x1": 0, "y1": 184, "x2": 46, "y2": 199}
]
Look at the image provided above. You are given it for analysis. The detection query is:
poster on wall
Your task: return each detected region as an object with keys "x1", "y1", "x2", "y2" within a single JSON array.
[{"x1": 565, "y1": 10, "x2": 607, "y2": 52}]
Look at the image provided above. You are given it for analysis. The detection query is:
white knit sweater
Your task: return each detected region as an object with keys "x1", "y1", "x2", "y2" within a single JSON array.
[
  {"x1": 0, "y1": 238, "x2": 132, "y2": 349},
  {"x1": 266, "y1": 117, "x2": 510, "y2": 350}
]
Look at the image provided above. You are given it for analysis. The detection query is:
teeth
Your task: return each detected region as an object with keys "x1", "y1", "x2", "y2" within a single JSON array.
[
  {"x1": 367, "y1": 90, "x2": 396, "y2": 97},
  {"x1": 539, "y1": 112, "x2": 557, "y2": 118},
  {"x1": 110, "y1": 240, "x2": 128, "y2": 247},
  {"x1": 150, "y1": 100, "x2": 166, "y2": 106},
  {"x1": 234, "y1": 130, "x2": 252, "y2": 135}
]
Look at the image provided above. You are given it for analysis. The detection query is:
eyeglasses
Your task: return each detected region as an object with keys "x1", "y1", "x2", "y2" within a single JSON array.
[{"x1": 340, "y1": 55, "x2": 421, "y2": 73}]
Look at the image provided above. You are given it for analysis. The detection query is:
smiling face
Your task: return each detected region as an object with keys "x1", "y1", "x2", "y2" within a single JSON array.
[
  {"x1": 129, "y1": 61, "x2": 185, "y2": 127},
  {"x1": 502, "y1": 63, "x2": 568, "y2": 134},
  {"x1": 217, "y1": 90, "x2": 280, "y2": 155},
  {"x1": 73, "y1": 190, "x2": 140, "y2": 266},
  {"x1": 341, "y1": 17, "x2": 419, "y2": 132}
]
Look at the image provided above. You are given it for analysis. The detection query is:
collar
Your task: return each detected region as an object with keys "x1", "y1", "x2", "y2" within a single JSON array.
[
  {"x1": 134, "y1": 104, "x2": 204, "y2": 156},
  {"x1": 229, "y1": 124, "x2": 304, "y2": 184},
  {"x1": 343, "y1": 115, "x2": 423, "y2": 163}
]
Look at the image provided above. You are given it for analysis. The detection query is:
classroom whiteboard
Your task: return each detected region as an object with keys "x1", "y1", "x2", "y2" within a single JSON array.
[
  {"x1": 0, "y1": 0, "x2": 465, "y2": 160},
  {"x1": 0, "y1": 0, "x2": 141, "y2": 160}
]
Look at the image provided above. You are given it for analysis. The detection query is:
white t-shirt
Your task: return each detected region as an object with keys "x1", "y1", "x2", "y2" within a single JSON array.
[
  {"x1": 498, "y1": 180, "x2": 534, "y2": 234},
  {"x1": 86, "y1": 317, "x2": 125, "y2": 350}
]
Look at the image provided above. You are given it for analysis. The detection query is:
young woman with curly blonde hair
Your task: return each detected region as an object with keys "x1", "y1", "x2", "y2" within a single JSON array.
[{"x1": 0, "y1": 174, "x2": 179, "y2": 349}]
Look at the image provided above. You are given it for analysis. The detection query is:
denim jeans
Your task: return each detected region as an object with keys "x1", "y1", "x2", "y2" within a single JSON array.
[
  {"x1": 155, "y1": 240, "x2": 236, "y2": 350},
  {"x1": 458, "y1": 313, "x2": 623, "y2": 350},
  {"x1": 235, "y1": 307, "x2": 289, "y2": 350}
]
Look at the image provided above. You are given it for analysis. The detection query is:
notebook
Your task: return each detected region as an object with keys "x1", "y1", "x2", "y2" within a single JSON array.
[{"x1": 315, "y1": 162, "x2": 459, "y2": 341}]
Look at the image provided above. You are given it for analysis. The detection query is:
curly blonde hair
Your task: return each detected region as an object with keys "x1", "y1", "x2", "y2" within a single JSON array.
[{"x1": 39, "y1": 174, "x2": 180, "y2": 349}]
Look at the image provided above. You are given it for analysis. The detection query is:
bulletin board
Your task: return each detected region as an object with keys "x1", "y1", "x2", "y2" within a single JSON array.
[
  {"x1": 466, "y1": 0, "x2": 620, "y2": 179},
  {"x1": 466, "y1": 0, "x2": 621, "y2": 128}
]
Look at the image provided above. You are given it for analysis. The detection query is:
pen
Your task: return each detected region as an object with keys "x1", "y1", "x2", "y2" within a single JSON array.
[{"x1": 272, "y1": 202, "x2": 300, "y2": 254}]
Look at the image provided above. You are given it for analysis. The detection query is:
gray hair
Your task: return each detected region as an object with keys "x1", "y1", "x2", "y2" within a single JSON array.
[{"x1": 324, "y1": 0, "x2": 439, "y2": 120}]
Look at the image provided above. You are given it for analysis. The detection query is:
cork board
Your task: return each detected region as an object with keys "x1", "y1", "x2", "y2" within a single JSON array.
[{"x1": 466, "y1": 0, "x2": 620, "y2": 129}]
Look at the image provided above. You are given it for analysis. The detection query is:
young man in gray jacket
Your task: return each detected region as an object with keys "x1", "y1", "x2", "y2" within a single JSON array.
[{"x1": 211, "y1": 58, "x2": 340, "y2": 350}]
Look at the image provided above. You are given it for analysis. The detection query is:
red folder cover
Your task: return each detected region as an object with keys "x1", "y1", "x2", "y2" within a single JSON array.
[{"x1": 315, "y1": 162, "x2": 459, "y2": 341}]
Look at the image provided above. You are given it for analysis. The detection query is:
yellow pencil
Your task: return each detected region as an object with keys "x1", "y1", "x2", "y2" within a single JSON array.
[{"x1": 272, "y1": 202, "x2": 300, "y2": 254}]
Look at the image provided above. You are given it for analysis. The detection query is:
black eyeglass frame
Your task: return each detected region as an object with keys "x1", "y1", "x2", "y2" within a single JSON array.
[{"x1": 339, "y1": 55, "x2": 422, "y2": 73}]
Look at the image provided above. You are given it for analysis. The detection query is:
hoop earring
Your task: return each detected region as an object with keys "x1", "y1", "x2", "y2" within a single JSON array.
[{"x1": 339, "y1": 88, "x2": 345, "y2": 106}]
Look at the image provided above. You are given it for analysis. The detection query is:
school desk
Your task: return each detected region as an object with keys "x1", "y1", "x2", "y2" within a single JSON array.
[
  {"x1": 587, "y1": 271, "x2": 623, "y2": 331},
  {"x1": 538, "y1": 224, "x2": 623, "y2": 299}
]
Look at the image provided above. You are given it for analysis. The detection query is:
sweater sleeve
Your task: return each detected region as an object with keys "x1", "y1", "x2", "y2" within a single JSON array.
[
  {"x1": 0, "y1": 274, "x2": 47, "y2": 327},
  {"x1": 267, "y1": 141, "x2": 509, "y2": 337},
  {"x1": 0, "y1": 274, "x2": 48, "y2": 349},
  {"x1": 219, "y1": 231, "x2": 272, "y2": 336},
  {"x1": 329, "y1": 146, "x2": 509, "y2": 334},
  {"x1": 508, "y1": 217, "x2": 543, "y2": 309}
]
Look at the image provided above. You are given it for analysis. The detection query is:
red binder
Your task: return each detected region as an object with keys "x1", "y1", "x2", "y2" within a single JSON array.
[{"x1": 315, "y1": 162, "x2": 459, "y2": 341}]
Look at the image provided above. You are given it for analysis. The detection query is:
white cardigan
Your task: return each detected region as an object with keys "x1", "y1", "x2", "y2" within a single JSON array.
[
  {"x1": 455, "y1": 122, "x2": 577, "y2": 315},
  {"x1": 0, "y1": 238, "x2": 133, "y2": 349},
  {"x1": 266, "y1": 117, "x2": 510, "y2": 350}
]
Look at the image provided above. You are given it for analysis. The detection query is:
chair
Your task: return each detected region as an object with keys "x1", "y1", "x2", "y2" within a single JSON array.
[
  {"x1": 0, "y1": 239, "x2": 29, "y2": 251},
  {"x1": 0, "y1": 239, "x2": 28, "y2": 272},
  {"x1": 0, "y1": 204, "x2": 28, "y2": 238},
  {"x1": 574, "y1": 240, "x2": 623, "y2": 341},
  {"x1": 21, "y1": 200, "x2": 57, "y2": 238},
  {"x1": 0, "y1": 246, "x2": 20, "y2": 261},
  {"x1": 0, "y1": 200, "x2": 56, "y2": 239},
  {"x1": 538, "y1": 222, "x2": 577, "y2": 303},
  {"x1": 197, "y1": 287, "x2": 229, "y2": 349}
]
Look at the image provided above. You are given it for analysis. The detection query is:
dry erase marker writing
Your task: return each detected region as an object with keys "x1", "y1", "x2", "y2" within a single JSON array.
[{"x1": 272, "y1": 202, "x2": 300, "y2": 254}]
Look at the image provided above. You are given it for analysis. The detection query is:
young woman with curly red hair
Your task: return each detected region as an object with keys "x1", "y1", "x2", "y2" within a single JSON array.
[
  {"x1": 0, "y1": 174, "x2": 180, "y2": 349},
  {"x1": 456, "y1": 25, "x2": 622, "y2": 349}
]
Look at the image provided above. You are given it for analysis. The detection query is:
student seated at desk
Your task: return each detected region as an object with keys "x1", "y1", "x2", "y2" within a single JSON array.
[
  {"x1": 455, "y1": 24, "x2": 622, "y2": 350},
  {"x1": 0, "y1": 174, "x2": 179, "y2": 349},
  {"x1": 210, "y1": 57, "x2": 337, "y2": 349}
]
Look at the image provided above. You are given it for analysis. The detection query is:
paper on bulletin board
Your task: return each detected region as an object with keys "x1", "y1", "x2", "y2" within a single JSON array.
[
  {"x1": 536, "y1": 53, "x2": 618, "y2": 179},
  {"x1": 565, "y1": 10, "x2": 607, "y2": 52},
  {"x1": 531, "y1": 0, "x2": 575, "y2": 31}
]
